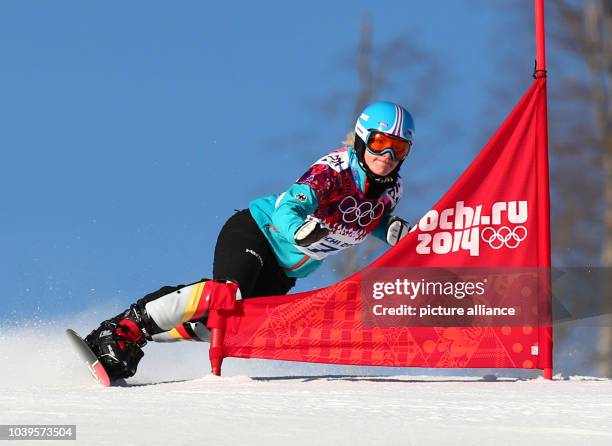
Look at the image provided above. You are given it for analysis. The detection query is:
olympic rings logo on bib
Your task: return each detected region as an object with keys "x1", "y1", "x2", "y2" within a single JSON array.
[
  {"x1": 338, "y1": 196, "x2": 385, "y2": 227},
  {"x1": 480, "y1": 225, "x2": 527, "y2": 249}
]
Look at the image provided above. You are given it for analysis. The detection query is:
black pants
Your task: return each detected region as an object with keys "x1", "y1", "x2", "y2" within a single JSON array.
[
  {"x1": 102, "y1": 209, "x2": 294, "y2": 345},
  {"x1": 213, "y1": 209, "x2": 296, "y2": 298}
]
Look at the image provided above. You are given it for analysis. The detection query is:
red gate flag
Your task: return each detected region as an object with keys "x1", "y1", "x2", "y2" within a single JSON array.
[{"x1": 221, "y1": 79, "x2": 552, "y2": 376}]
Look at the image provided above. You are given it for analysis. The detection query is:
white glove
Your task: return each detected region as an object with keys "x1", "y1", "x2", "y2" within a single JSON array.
[
  {"x1": 294, "y1": 220, "x2": 330, "y2": 247},
  {"x1": 386, "y1": 216, "x2": 411, "y2": 246}
]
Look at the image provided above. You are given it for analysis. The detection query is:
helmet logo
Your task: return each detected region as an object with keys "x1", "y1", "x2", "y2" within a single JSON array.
[
  {"x1": 360, "y1": 113, "x2": 370, "y2": 121},
  {"x1": 378, "y1": 121, "x2": 389, "y2": 128}
]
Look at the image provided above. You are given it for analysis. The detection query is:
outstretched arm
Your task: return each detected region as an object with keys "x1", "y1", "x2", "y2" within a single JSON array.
[
  {"x1": 270, "y1": 183, "x2": 321, "y2": 244},
  {"x1": 270, "y1": 161, "x2": 341, "y2": 246}
]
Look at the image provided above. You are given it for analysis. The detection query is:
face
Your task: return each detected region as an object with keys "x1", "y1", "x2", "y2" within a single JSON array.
[{"x1": 364, "y1": 149, "x2": 400, "y2": 176}]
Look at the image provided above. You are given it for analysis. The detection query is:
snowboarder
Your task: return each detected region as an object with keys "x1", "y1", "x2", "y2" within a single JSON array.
[{"x1": 83, "y1": 101, "x2": 415, "y2": 380}]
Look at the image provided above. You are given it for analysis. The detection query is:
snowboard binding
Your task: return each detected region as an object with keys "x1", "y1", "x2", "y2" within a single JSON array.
[
  {"x1": 84, "y1": 304, "x2": 152, "y2": 380},
  {"x1": 78, "y1": 280, "x2": 241, "y2": 381}
]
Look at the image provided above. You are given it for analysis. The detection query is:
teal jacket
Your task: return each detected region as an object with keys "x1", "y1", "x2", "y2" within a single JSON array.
[{"x1": 249, "y1": 146, "x2": 402, "y2": 278}]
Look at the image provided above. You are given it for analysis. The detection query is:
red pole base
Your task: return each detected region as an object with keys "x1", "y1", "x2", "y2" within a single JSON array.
[
  {"x1": 204, "y1": 280, "x2": 241, "y2": 377},
  {"x1": 209, "y1": 325, "x2": 225, "y2": 376}
]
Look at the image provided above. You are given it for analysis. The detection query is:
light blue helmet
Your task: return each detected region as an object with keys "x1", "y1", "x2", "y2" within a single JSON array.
[
  {"x1": 353, "y1": 101, "x2": 415, "y2": 184},
  {"x1": 354, "y1": 101, "x2": 415, "y2": 146}
]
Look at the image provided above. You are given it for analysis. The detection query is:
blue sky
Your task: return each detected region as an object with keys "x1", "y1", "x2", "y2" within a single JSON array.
[{"x1": 0, "y1": 1, "x2": 536, "y2": 319}]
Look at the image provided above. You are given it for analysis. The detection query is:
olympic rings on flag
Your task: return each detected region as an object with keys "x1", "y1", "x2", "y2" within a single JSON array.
[
  {"x1": 338, "y1": 196, "x2": 385, "y2": 227},
  {"x1": 480, "y1": 225, "x2": 528, "y2": 249}
]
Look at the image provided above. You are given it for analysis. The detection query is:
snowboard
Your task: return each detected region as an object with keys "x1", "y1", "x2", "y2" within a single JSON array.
[{"x1": 65, "y1": 329, "x2": 111, "y2": 387}]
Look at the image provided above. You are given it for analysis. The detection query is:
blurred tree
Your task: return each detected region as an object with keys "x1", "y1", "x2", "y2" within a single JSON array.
[
  {"x1": 325, "y1": 15, "x2": 448, "y2": 278},
  {"x1": 551, "y1": 0, "x2": 611, "y2": 377},
  {"x1": 477, "y1": 0, "x2": 610, "y2": 377},
  {"x1": 482, "y1": 0, "x2": 612, "y2": 376}
]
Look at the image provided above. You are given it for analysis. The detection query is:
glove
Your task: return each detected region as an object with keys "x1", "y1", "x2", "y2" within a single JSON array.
[
  {"x1": 294, "y1": 220, "x2": 330, "y2": 247},
  {"x1": 386, "y1": 216, "x2": 411, "y2": 246}
]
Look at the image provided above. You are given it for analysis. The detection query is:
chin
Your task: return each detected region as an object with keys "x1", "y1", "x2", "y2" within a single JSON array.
[
  {"x1": 366, "y1": 158, "x2": 397, "y2": 176},
  {"x1": 373, "y1": 169, "x2": 392, "y2": 177},
  {"x1": 376, "y1": 166, "x2": 394, "y2": 176}
]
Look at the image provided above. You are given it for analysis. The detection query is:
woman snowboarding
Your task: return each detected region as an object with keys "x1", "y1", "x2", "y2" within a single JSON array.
[{"x1": 83, "y1": 101, "x2": 415, "y2": 380}]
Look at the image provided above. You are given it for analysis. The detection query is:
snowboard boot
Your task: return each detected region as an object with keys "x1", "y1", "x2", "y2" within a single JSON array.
[{"x1": 84, "y1": 303, "x2": 155, "y2": 380}]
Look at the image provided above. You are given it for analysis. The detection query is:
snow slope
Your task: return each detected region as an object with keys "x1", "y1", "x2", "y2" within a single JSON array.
[{"x1": 1, "y1": 313, "x2": 611, "y2": 446}]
